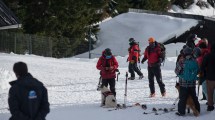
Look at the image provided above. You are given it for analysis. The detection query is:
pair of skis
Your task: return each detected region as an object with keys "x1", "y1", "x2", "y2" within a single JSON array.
[
  {"x1": 143, "y1": 97, "x2": 178, "y2": 115},
  {"x1": 108, "y1": 103, "x2": 142, "y2": 111},
  {"x1": 143, "y1": 107, "x2": 176, "y2": 115}
]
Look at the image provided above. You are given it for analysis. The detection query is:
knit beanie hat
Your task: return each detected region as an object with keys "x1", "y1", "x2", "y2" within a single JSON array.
[{"x1": 183, "y1": 46, "x2": 193, "y2": 55}]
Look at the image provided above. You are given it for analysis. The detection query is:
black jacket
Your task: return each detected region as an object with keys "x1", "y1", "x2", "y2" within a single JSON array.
[
  {"x1": 8, "y1": 73, "x2": 50, "y2": 120},
  {"x1": 201, "y1": 51, "x2": 215, "y2": 80}
]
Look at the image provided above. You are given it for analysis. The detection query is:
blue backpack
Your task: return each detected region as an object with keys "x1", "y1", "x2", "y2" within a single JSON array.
[{"x1": 179, "y1": 58, "x2": 199, "y2": 81}]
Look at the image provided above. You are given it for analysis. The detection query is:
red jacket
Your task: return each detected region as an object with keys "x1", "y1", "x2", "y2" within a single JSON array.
[
  {"x1": 196, "y1": 39, "x2": 211, "y2": 53},
  {"x1": 196, "y1": 48, "x2": 210, "y2": 67},
  {"x1": 128, "y1": 44, "x2": 140, "y2": 62},
  {"x1": 96, "y1": 52, "x2": 119, "y2": 79},
  {"x1": 143, "y1": 44, "x2": 161, "y2": 66}
]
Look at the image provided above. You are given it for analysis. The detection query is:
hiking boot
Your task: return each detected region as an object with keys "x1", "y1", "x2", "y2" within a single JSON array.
[
  {"x1": 149, "y1": 93, "x2": 155, "y2": 97},
  {"x1": 139, "y1": 75, "x2": 144, "y2": 79},
  {"x1": 207, "y1": 106, "x2": 214, "y2": 111},
  {"x1": 128, "y1": 77, "x2": 135, "y2": 80},
  {"x1": 161, "y1": 92, "x2": 166, "y2": 97},
  {"x1": 175, "y1": 112, "x2": 185, "y2": 116}
]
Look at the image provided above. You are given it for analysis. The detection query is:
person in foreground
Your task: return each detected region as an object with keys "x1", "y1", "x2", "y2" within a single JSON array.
[{"x1": 8, "y1": 62, "x2": 50, "y2": 120}]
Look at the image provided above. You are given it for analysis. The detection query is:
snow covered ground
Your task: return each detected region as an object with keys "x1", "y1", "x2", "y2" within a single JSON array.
[
  {"x1": 0, "y1": 52, "x2": 214, "y2": 120},
  {"x1": 1, "y1": 1, "x2": 215, "y2": 120}
]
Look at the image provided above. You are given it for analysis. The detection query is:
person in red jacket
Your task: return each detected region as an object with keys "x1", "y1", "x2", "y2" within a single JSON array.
[
  {"x1": 141, "y1": 37, "x2": 166, "y2": 97},
  {"x1": 127, "y1": 38, "x2": 143, "y2": 80},
  {"x1": 196, "y1": 38, "x2": 211, "y2": 53},
  {"x1": 96, "y1": 48, "x2": 119, "y2": 98},
  {"x1": 195, "y1": 41, "x2": 210, "y2": 101}
]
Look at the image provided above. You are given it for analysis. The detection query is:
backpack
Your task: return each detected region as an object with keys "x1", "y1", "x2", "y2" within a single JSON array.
[
  {"x1": 158, "y1": 43, "x2": 166, "y2": 63},
  {"x1": 179, "y1": 58, "x2": 199, "y2": 81},
  {"x1": 133, "y1": 42, "x2": 141, "y2": 62}
]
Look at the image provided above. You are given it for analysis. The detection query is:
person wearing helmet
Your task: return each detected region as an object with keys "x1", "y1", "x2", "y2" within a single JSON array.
[
  {"x1": 96, "y1": 48, "x2": 119, "y2": 100},
  {"x1": 127, "y1": 38, "x2": 144, "y2": 80}
]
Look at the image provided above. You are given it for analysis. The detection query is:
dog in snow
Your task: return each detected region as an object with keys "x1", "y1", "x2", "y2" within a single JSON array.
[
  {"x1": 175, "y1": 83, "x2": 200, "y2": 116},
  {"x1": 98, "y1": 86, "x2": 117, "y2": 108}
]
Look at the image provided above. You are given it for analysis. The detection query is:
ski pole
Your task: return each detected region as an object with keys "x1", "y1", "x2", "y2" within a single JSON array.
[
  {"x1": 197, "y1": 83, "x2": 200, "y2": 97},
  {"x1": 139, "y1": 62, "x2": 141, "y2": 71},
  {"x1": 116, "y1": 69, "x2": 120, "y2": 81},
  {"x1": 123, "y1": 72, "x2": 128, "y2": 108},
  {"x1": 197, "y1": 77, "x2": 200, "y2": 97},
  {"x1": 97, "y1": 75, "x2": 102, "y2": 91}
]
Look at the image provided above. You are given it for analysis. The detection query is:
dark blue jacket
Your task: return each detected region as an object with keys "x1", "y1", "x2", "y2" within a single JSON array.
[{"x1": 8, "y1": 73, "x2": 50, "y2": 120}]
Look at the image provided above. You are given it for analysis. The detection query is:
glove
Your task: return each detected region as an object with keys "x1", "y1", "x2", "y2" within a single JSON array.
[
  {"x1": 141, "y1": 58, "x2": 146, "y2": 64},
  {"x1": 109, "y1": 66, "x2": 114, "y2": 70},
  {"x1": 105, "y1": 66, "x2": 114, "y2": 71}
]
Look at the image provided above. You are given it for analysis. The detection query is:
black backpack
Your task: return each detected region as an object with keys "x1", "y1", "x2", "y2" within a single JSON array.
[{"x1": 158, "y1": 43, "x2": 166, "y2": 63}]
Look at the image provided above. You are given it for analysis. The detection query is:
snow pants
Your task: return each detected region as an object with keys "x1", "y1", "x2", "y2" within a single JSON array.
[
  {"x1": 128, "y1": 62, "x2": 143, "y2": 78},
  {"x1": 148, "y1": 65, "x2": 165, "y2": 94}
]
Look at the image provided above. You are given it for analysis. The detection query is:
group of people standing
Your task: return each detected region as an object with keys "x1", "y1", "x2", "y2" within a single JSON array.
[
  {"x1": 96, "y1": 37, "x2": 166, "y2": 99},
  {"x1": 96, "y1": 34, "x2": 215, "y2": 116},
  {"x1": 175, "y1": 34, "x2": 215, "y2": 116},
  {"x1": 6, "y1": 34, "x2": 215, "y2": 119}
]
